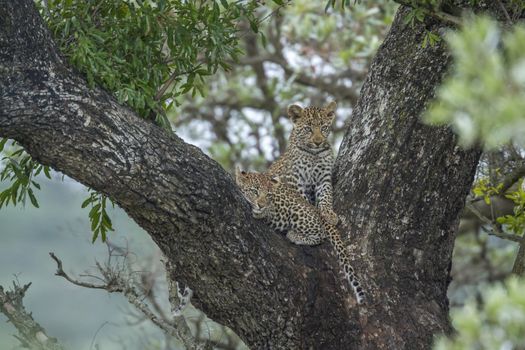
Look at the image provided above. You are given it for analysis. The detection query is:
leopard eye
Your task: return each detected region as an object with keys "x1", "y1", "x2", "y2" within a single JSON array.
[{"x1": 304, "y1": 126, "x2": 313, "y2": 133}]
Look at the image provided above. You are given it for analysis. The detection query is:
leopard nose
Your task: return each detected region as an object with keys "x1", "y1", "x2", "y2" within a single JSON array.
[{"x1": 313, "y1": 138, "x2": 323, "y2": 146}]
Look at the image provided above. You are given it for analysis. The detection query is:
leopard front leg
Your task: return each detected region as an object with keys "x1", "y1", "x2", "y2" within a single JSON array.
[{"x1": 315, "y1": 180, "x2": 338, "y2": 225}]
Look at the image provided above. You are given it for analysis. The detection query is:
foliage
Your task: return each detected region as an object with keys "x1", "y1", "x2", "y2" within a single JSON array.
[
  {"x1": 1, "y1": 0, "x2": 279, "y2": 242},
  {"x1": 37, "y1": 0, "x2": 266, "y2": 128},
  {"x1": 472, "y1": 177, "x2": 503, "y2": 205},
  {"x1": 434, "y1": 277, "x2": 525, "y2": 350},
  {"x1": 426, "y1": 17, "x2": 525, "y2": 149},
  {"x1": 497, "y1": 182, "x2": 525, "y2": 236},
  {"x1": 0, "y1": 140, "x2": 51, "y2": 209},
  {"x1": 81, "y1": 190, "x2": 115, "y2": 243}
]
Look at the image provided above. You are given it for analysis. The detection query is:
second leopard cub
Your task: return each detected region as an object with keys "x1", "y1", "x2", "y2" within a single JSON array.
[{"x1": 235, "y1": 168, "x2": 365, "y2": 304}]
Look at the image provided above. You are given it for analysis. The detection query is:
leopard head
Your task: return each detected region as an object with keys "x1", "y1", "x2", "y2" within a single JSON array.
[
  {"x1": 287, "y1": 101, "x2": 336, "y2": 152},
  {"x1": 235, "y1": 168, "x2": 276, "y2": 210}
]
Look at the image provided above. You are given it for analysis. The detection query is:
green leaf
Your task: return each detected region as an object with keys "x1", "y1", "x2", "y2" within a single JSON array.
[
  {"x1": 260, "y1": 31, "x2": 267, "y2": 49},
  {"x1": 27, "y1": 188, "x2": 39, "y2": 208},
  {"x1": 0, "y1": 138, "x2": 8, "y2": 152},
  {"x1": 0, "y1": 188, "x2": 12, "y2": 208},
  {"x1": 91, "y1": 228, "x2": 100, "y2": 243},
  {"x1": 249, "y1": 19, "x2": 258, "y2": 33},
  {"x1": 102, "y1": 211, "x2": 113, "y2": 230},
  {"x1": 90, "y1": 211, "x2": 101, "y2": 231},
  {"x1": 43, "y1": 166, "x2": 51, "y2": 179},
  {"x1": 89, "y1": 203, "x2": 101, "y2": 216},
  {"x1": 81, "y1": 196, "x2": 92, "y2": 208}
]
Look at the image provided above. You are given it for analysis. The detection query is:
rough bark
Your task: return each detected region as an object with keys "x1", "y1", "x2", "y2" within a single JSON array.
[
  {"x1": 333, "y1": 7, "x2": 481, "y2": 350},
  {"x1": 0, "y1": 1, "x2": 504, "y2": 349}
]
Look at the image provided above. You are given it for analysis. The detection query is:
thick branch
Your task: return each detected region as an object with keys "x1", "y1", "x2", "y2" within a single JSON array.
[{"x1": 0, "y1": 1, "x2": 360, "y2": 348}]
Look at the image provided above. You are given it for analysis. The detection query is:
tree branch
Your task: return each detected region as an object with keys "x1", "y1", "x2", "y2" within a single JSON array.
[
  {"x1": 393, "y1": 0, "x2": 463, "y2": 26},
  {"x1": 0, "y1": 282, "x2": 65, "y2": 350},
  {"x1": 496, "y1": 0, "x2": 513, "y2": 24},
  {"x1": 466, "y1": 199, "x2": 523, "y2": 243},
  {"x1": 0, "y1": 1, "x2": 358, "y2": 348},
  {"x1": 50, "y1": 252, "x2": 214, "y2": 349}
]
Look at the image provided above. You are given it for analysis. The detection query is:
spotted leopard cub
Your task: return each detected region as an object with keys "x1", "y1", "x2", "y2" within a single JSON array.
[
  {"x1": 269, "y1": 101, "x2": 339, "y2": 226},
  {"x1": 235, "y1": 168, "x2": 365, "y2": 304}
]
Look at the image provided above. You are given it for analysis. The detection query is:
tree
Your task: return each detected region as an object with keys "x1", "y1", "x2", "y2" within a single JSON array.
[{"x1": 0, "y1": 0, "x2": 520, "y2": 349}]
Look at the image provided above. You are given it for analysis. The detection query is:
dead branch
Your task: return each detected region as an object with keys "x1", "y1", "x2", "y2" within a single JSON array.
[
  {"x1": 49, "y1": 252, "x2": 212, "y2": 350},
  {"x1": 0, "y1": 281, "x2": 65, "y2": 350}
]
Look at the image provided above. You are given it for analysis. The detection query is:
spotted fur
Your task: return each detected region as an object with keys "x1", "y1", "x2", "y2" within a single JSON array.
[
  {"x1": 268, "y1": 101, "x2": 339, "y2": 226},
  {"x1": 235, "y1": 169, "x2": 365, "y2": 304}
]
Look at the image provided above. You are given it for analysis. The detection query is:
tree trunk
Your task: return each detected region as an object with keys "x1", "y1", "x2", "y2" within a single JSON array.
[
  {"x1": 333, "y1": 6, "x2": 482, "y2": 349},
  {"x1": 0, "y1": 1, "x2": 487, "y2": 349}
]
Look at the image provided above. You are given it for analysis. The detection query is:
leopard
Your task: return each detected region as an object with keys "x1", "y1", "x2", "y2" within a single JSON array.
[
  {"x1": 235, "y1": 168, "x2": 365, "y2": 304},
  {"x1": 268, "y1": 101, "x2": 339, "y2": 226}
]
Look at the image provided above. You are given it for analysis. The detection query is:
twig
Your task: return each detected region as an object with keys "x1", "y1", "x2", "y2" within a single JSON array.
[
  {"x1": 496, "y1": 0, "x2": 513, "y2": 24},
  {"x1": 466, "y1": 203, "x2": 522, "y2": 243},
  {"x1": 50, "y1": 252, "x2": 111, "y2": 290},
  {"x1": 481, "y1": 225, "x2": 522, "y2": 243},
  {"x1": 89, "y1": 321, "x2": 109, "y2": 350},
  {"x1": 154, "y1": 65, "x2": 203, "y2": 101},
  {"x1": 237, "y1": 0, "x2": 292, "y2": 39}
]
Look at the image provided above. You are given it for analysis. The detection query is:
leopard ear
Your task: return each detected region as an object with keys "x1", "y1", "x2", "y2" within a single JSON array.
[
  {"x1": 235, "y1": 166, "x2": 246, "y2": 181},
  {"x1": 287, "y1": 104, "x2": 303, "y2": 123},
  {"x1": 270, "y1": 175, "x2": 282, "y2": 184},
  {"x1": 325, "y1": 101, "x2": 337, "y2": 113},
  {"x1": 324, "y1": 101, "x2": 337, "y2": 122}
]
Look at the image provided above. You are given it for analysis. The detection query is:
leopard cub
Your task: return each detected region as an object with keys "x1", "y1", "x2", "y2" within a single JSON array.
[
  {"x1": 268, "y1": 101, "x2": 339, "y2": 226},
  {"x1": 235, "y1": 168, "x2": 365, "y2": 304}
]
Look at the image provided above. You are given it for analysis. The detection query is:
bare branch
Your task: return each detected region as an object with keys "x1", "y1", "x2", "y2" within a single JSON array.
[
  {"x1": 49, "y1": 251, "x2": 215, "y2": 350},
  {"x1": 496, "y1": 0, "x2": 513, "y2": 24},
  {"x1": 50, "y1": 252, "x2": 111, "y2": 290},
  {"x1": 0, "y1": 281, "x2": 65, "y2": 350},
  {"x1": 466, "y1": 203, "x2": 522, "y2": 243}
]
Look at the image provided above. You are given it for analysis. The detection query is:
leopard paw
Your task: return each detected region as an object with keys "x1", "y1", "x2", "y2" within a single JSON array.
[{"x1": 252, "y1": 207, "x2": 266, "y2": 219}]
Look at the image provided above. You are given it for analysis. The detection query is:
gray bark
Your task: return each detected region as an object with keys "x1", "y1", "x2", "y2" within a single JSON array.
[
  {"x1": 2, "y1": 1, "x2": 510, "y2": 349},
  {"x1": 333, "y1": 6, "x2": 481, "y2": 349}
]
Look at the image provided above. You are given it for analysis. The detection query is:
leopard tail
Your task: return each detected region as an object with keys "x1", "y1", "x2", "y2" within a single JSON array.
[{"x1": 324, "y1": 224, "x2": 365, "y2": 304}]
